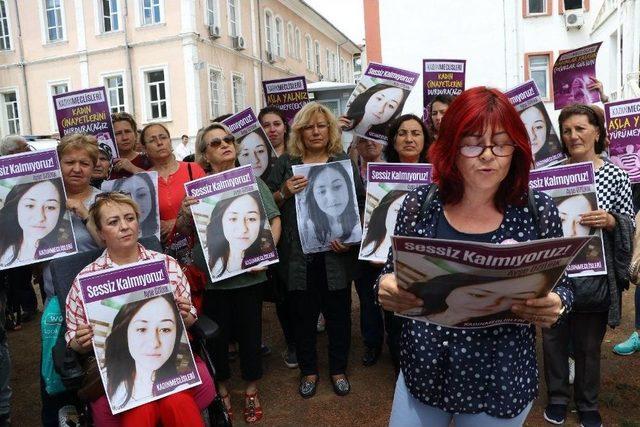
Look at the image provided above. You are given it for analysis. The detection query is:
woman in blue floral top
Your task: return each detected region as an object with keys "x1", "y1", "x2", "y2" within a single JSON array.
[{"x1": 378, "y1": 87, "x2": 574, "y2": 426}]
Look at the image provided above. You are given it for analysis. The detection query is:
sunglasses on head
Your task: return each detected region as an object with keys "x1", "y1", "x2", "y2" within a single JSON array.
[
  {"x1": 95, "y1": 190, "x2": 132, "y2": 201},
  {"x1": 207, "y1": 134, "x2": 236, "y2": 148}
]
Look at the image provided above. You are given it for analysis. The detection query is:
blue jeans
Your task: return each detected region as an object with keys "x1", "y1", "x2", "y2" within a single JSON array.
[
  {"x1": 0, "y1": 288, "x2": 11, "y2": 417},
  {"x1": 389, "y1": 372, "x2": 532, "y2": 427}
]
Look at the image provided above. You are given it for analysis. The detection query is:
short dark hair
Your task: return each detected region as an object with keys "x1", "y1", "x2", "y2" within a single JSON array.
[
  {"x1": 384, "y1": 114, "x2": 430, "y2": 163},
  {"x1": 111, "y1": 112, "x2": 138, "y2": 133},
  {"x1": 558, "y1": 104, "x2": 606, "y2": 155},
  {"x1": 258, "y1": 106, "x2": 290, "y2": 144},
  {"x1": 181, "y1": 134, "x2": 188, "y2": 139}
]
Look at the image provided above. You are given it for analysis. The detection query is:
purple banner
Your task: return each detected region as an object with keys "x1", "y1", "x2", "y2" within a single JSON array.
[
  {"x1": 345, "y1": 62, "x2": 419, "y2": 145},
  {"x1": 422, "y1": 59, "x2": 466, "y2": 116},
  {"x1": 185, "y1": 164, "x2": 255, "y2": 200},
  {"x1": 367, "y1": 163, "x2": 432, "y2": 184},
  {"x1": 553, "y1": 42, "x2": 602, "y2": 110},
  {"x1": 79, "y1": 260, "x2": 169, "y2": 304},
  {"x1": 222, "y1": 108, "x2": 278, "y2": 180},
  {"x1": 0, "y1": 149, "x2": 59, "y2": 180},
  {"x1": 530, "y1": 162, "x2": 606, "y2": 277},
  {"x1": 53, "y1": 86, "x2": 119, "y2": 158},
  {"x1": 605, "y1": 97, "x2": 640, "y2": 183},
  {"x1": 506, "y1": 80, "x2": 565, "y2": 168},
  {"x1": 262, "y1": 76, "x2": 309, "y2": 124}
]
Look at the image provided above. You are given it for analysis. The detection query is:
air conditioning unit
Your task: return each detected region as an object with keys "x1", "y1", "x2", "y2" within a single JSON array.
[
  {"x1": 232, "y1": 35, "x2": 246, "y2": 50},
  {"x1": 266, "y1": 51, "x2": 276, "y2": 64},
  {"x1": 564, "y1": 9, "x2": 584, "y2": 30},
  {"x1": 208, "y1": 25, "x2": 221, "y2": 39}
]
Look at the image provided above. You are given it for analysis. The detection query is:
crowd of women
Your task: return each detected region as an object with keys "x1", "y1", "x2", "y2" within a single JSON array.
[{"x1": 0, "y1": 79, "x2": 639, "y2": 427}]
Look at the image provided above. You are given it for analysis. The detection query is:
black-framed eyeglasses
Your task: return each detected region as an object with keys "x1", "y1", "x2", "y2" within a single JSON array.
[
  {"x1": 458, "y1": 144, "x2": 516, "y2": 158},
  {"x1": 207, "y1": 135, "x2": 235, "y2": 148}
]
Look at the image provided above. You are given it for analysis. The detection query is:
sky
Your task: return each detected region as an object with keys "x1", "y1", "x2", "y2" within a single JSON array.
[{"x1": 304, "y1": 0, "x2": 366, "y2": 45}]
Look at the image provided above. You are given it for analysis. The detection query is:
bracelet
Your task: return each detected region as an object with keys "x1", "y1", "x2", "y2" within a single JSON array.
[{"x1": 279, "y1": 189, "x2": 286, "y2": 201}]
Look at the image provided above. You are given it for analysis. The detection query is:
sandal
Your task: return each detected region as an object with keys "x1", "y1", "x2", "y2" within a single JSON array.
[
  {"x1": 220, "y1": 392, "x2": 233, "y2": 421},
  {"x1": 244, "y1": 390, "x2": 263, "y2": 424}
]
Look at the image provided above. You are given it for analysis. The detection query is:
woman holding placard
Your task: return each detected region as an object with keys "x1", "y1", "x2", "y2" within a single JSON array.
[
  {"x1": 190, "y1": 122, "x2": 281, "y2": 423},
  {"x1": 541, "y1": 104, "x2": 634, "y2": 427},
  {"x1": 267, "y1": 102, "x2": 365, "y2": 398},
  {"x1": 378, "y1": 87, "x2": 573, "y2": 426}
]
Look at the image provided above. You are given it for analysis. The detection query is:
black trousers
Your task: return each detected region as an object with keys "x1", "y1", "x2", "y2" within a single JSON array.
[
  {"x1": 542, "y1": 311, "x2": 608, "y2": 411},
  {"x1": 289, "y1": 254, "x2": 351, "y2": 376},
  {"x1": 4, "y1": 266, "x2": 36, "y2": 323},
  {"x1": 353, "y1": 262, "x2": 384, "y2": 349},
  {"x1": 203, "y1": 285, "x2": 263, "y2": 382},
  {"x1": 275, "y1": 295, "x2": 295, "y2": 347},
  {"x1": 384, "y1": 310, "x2": 402, "y2": 375}
]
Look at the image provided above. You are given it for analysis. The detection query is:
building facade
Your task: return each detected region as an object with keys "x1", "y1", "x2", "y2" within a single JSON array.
[
  {"x1": 365, "y1": 0, "x2": 640, "y2": 120},
  {"x1": 0, "y1": 0, "x2": 360, "y2": 139}
]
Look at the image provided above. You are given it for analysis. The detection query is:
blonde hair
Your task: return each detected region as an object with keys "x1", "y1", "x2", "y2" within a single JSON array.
[
  {"x1": 88, "y1": 192, "x2": 141, "y2": 232},
  {"x1": 288, "y1": 102, "x2": 343, "y2": 158},
  {"x1": 57, "y1": 134, "x2": 99, "y2": 165}
]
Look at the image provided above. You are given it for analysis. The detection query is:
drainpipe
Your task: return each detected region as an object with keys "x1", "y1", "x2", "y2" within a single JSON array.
[
  {"x1": 12, "y1": 0, "x2": 32, "y2": 134},
  {"x1": 123, "y1": 0, "x2": 136, "y2": 117}
]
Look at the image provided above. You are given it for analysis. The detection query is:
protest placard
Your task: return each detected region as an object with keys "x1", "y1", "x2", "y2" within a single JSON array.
[
  {"x1": 53, "y1": 86, "x2": 119, "y2": 158},
  {"x1": 506, "y1": 80, "x2": 565, "y2": 168},
  {"x1": 262, "y1": 76, "x2": 309, "y2": 124},
  {"x1": 605, "y1": 97, "x2": 640, "y2": 183},
  {"x1": 78, "y1": 259, "x2": 201, "y2": 414},
  {"x1": 101, "y1": 171, "x2": 160, "y2": 240},
  {"x1": 222, "y1": 108, "x2": 278, "y2": 180},
  {"x1": 552, "y1": 42, "x2": 602, "y2": 110},
  {"x1": 530, "y1": 162, "x2": 606, "y2": 276},
  {"x1": 344, "y1": 62, "x2": 419, "y2": 145},
  {"x1": 392, "y1": 235, "x2": 590, "y2": 328},
  {"x1": 0, "y1": 149, "x2": 77, "y2": 270},
  {"x1": 422, "y1": 59, "x2": 465, "y2": 119},
  {"x1": 185, "y1": 165, "x2": 278, "y2": 283},
  {"x1": 359, "y1": 163, "x2": 432, "y2": 262},
  {"x1": 292, "y1": 160, "x2": 362, "y2": 254}
]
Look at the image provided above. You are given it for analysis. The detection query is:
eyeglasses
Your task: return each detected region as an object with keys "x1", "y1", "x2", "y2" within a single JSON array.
[
  {"x1": 207, "y1": 134, "x2": 236, "y2": 148},
  {"x1": 458, "y1": 144, "x2": 516, "y2": 158},
  {"x1": 302, "y1": 123, "x2": 329, "y2": 132}
]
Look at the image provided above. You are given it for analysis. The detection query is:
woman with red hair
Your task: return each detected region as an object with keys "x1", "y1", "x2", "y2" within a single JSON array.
[{"x1": 377, "y1": 87, "x2": 574, "y2": 426}]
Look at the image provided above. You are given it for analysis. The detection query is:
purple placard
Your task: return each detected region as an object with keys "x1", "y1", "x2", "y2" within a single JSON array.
[
  {"x1": 529, "y1": 162, "x2": 594, "y2": 191},
  {"x1": 367, "y1": 163, "x2": 432, "y2": 184},
  {"x1": 605, "y1": 97, "x2": 640, "y2": 183},
  {"x1": 0, "y1": 149, "x2": 60, "y2": 180},
  {"x1": 364, "y1": 62, "x2": 420, "y2": 90},
  {"x1": 185, "y1": 164, "x2": 255, "y2": 200},
  {"x1": 262, "y1": 76, "x2": 309, "y2": 124},
  {"x1": 79, "y1": 260, "x2": 169, "y2": 304},
  {"x1": 392, "y1": 236, "x2": 588, "y2": 270},
  {"x1": 53, "y1": 86, "x2": 119, "y2": 158},
  {"x1": 505, "y1": 80, "x2": 541, "y2": 112},
  {"x1": 422, "y1": 59, "x2": 466, "y2": 115},
  {"x1": 553, "y1": 42, "x2": 602, "y2": 110},
  {"x1": 222, "y1": 107, "x2": 258, "y2": 138}
]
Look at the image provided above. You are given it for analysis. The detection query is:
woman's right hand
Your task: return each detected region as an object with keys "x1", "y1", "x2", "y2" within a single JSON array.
[
  {"x1": 66, "y1": 199, "x2": 90, "y2": 222},
  {"x1": 281, "y1": 175, "x2": 308, "y2": 199},
  {"x1": 378, "y1": 273, "x2": 424, "y2": 313},
  {"x1": 72, "y1": 323, "x2": 94, "y2": 353}
]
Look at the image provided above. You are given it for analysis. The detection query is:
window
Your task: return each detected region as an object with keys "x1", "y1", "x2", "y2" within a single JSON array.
[
  {"x1": 294, "y1": 27, "x2": 301, "y2": 60},
  {"x1": 2, "y1": 91, "x2": 19, "y2": 135},
  {"x1": 563, "y1": 0, "x2": 583, "y2": 10},
  {"x1": 144, "y1": 69, "x2": 168, "y2": 120},
  {"x1": 339, "y1": 57, "x2": 345, "y2": 82},
  {"x1": 0, "y1": 0, "x2": 11, "y2": 50},
  {"x1": 104, "y1": 74, "x2": 125, "y2": 113},
  {"x1": 346, "y1": 61, "x2": 351, "y2": 83},
  {"x1": 525, "y1": 0, "x2": 547, "y2": 15},
  {"x1": 305, "y1": 35, "x2": 313, "y2": 70},
  {"x1": 526, "y1": 53, "x2": 552, "y2": 100},
  {"x1": 227, "y1": 0, "x2": 240, "y2": 37},
  {"x1": 325, "y1": 49, "x2": 331, "y2": 80},
  {"x1": 101, "y1": 0, "x2": 119, "y2": 32},
  {"x1": 205, "y1": 0, "x2": 218, "y2": 26},
  {"x1": 286, "y1": 23, "x2": 293, "y2": 57},
  {"x1": 274, "y1": 17, "x2": 283, "y2": 57},
  {"x1": 44, "y1": 0, "x2": 64, "y2": 42},
  {"x1": 231, "y1": 73, "x2": 245, "y2": 114},
  {"x1": 314, "y1": 41, "x2": 321, "y2": 75},
  {"x1": 49, "y1": 82, "x2": 68, "y2": 131},
  {"x1": 140, "y1": 0, "x2": 161, "y2": 26},
  {"x1": 208, "y1": 68, "x2": 223, "y2": 119},
  {"x1": 264, "y1": 11, "x2": 273, "y2": 53}
]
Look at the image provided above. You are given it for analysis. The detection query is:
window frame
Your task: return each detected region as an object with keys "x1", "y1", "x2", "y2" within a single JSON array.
[
  {"x1": 294, "y1": 27, "x2": 301, "y2": 60},
  {"x1": 524, "y1": 51, "x2": 554, "y2": 101},
  {"x1": 314, "y1": 40, "x2": 321, "y2": 75},
  {"x1": 0, "y1": 88, "x2": 20, "y2": 135},
  {"x1": 286, "y1": 22, "x2": 293, "y2": 58},
  {"x1": 305, "y1": 34, "x2": 313, "y2": 70},
  {"x1": 0, "y1": 0, "x2": 12, "y2": 51},
  {"x1": 42, "y1": 0, "x2": 67, "y2": 44},
  {"x1": 207, "y1": 65, "x2": 224, "y2": 120},
  {"x1": 204, "y1": 0, "x2": 219, "y2": 27},
  {"x1": 47, "y1": 79, "x2": 70, "y2": 132},
  {"x1": 140, "y1": 65, "x2": 171, "y2": 123},
  {"x1": 99, "y1": 0, "x2": 120, "y2": 33},
  {"x1": 227, "y1": 0, "x2": 241, "y2": 38},
  {"x1": 101, "y1": 71, "x2": 127, "y2": 113},
  {"x1": 559, "y1": 0, "x2": 589, "y2": 13},
  {"x1": 138, "y1": 0, "x2": 164, "y2": 27},
  {"x1": 264, "y1": 9, "x2": 273, "y2": 54},
  {"x1": 230, "y1": 72, "x2": 245, "y2": 114},
  {"x1": 522, "y1": 0, "x2": 552, "y2": 17},
  {"x1": 274, "y1": 16, "x2": 283, "y2": 57}
]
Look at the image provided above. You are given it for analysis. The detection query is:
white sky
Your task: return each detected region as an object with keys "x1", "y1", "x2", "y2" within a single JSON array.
[{"x1": 304, "y1": 0, "x2": 366, "y2": 45}]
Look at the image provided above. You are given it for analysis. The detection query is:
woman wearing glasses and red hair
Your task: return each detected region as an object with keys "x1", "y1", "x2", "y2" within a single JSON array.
[{"x1": 377, "y1": 87, "x2": 574, "y2": 426}]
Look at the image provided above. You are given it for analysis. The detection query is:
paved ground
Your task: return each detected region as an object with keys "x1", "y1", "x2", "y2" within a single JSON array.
[{"x1": 8, "y1": 287, "x2": 640, "y2": 426}]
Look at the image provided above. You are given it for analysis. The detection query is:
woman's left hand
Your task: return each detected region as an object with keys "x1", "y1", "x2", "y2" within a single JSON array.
[
  {"x1": 511, "y1": 292, "x2": 563, "y2": 328},
  {"x1": 580, "y1": 209, "x2": 615, "y2": 230},
  {"x1": 330, "y1": 240, "x2": 350, "y2": 253},
  {"x1": 249, "y1": 266, "x2": 268, "y2": 273},
  {"x1": 66, "y1": 199, "x2": 90, "y2": 222},
  {"x1": 175, "y1": 296, "x2": 195, "y2": 327}
]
